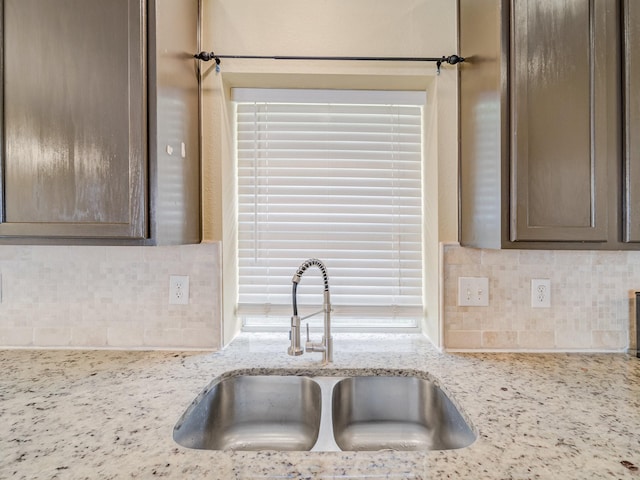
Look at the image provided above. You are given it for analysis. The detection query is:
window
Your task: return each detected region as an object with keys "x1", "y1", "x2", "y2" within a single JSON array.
[{"x1": 234, "y1": 89, "x2": 424, "y2": 330}]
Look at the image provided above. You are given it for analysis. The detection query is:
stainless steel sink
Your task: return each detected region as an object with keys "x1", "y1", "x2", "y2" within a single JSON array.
[
  {"x1": 173, "y1": 375, "x2": 322, "y2": 451},
  {"x1": 174, "y1": 373, "x2": 475, "y2": 452},
  {"x1": 331, "y1": 376, "x2": 476, "y2": 451}
]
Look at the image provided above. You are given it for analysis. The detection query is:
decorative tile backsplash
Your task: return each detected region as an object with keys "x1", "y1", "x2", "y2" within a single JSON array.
[
  {"x1": 443, "y1": 244, "x2": 637, "y2": 352},
  {"x1": 3, "y1": 240, "x2": 636, "y2": 353},
  {"x1": 0, "y1": 243, "x2": 221, "y2": 350}
]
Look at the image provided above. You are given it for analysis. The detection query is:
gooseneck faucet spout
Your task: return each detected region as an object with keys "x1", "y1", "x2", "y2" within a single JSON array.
[{"x1": 288, "y1": 258, "x2": 333, "y2": 364}]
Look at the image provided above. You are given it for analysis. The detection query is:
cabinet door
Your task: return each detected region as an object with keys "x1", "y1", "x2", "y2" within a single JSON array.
[
  {"x1": 624, "y1": 0, "x2": 640, "y2": 242},
  {"x1": 510, "y1": 0, "x2": 617, "y2": 242},
  {"x1": 0, "y1": 0, "x2": 146, "y2": 239}
]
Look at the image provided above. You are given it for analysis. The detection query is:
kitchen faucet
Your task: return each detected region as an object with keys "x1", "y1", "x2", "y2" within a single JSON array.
[{"x1": 288, "y1": 258, "x2": 333, "y2": 364}]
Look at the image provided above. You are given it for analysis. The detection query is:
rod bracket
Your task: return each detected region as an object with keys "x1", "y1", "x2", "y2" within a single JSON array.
[
  {"x1": 193, "y1": 51, "x2": 220, "y2": 65},
  {"x1": 436, "y1": 54, "x2": 465, "y2": 75}
]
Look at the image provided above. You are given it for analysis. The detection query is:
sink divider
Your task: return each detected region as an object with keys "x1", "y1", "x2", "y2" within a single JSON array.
[{"x1": 309, "y1": 376, "x2": 345, "y2": 452}]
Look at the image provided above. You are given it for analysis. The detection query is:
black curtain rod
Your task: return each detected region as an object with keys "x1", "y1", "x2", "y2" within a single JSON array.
[{"x1": 193, "y1": 52, "x2": 465, "y2": 74}]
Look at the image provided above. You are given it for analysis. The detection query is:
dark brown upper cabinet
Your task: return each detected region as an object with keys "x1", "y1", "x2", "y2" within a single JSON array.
[
  {"x1": 459, "y1": 0, "x2": 634, "y2": 249},
  {"x1": 0, "y1": 0, "x2": 201, "y2": 245},
  {"x1": 624, "y1": 0, "x2": 640, "y2": 242}
]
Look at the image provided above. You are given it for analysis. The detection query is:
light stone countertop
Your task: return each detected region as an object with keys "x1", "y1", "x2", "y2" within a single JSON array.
[{"x1": 1, "y1": 333, "x2": 639, "y2": 479}]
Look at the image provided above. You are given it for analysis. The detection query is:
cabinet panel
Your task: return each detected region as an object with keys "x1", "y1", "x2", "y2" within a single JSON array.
[
  {"x1": 459, "y1": 0, "x2": 507, "y2": 249},
  {"x1": 510, "y1": 0, "x2": 613, "y2": 242},
  {"x1": 0, "y1": 0, "x2": 146, "y2": 239},
  {"x1": 624, "y1": 0, "x2": 640, "y2": 242}
]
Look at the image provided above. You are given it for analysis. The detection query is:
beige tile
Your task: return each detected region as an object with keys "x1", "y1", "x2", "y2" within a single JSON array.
[
  {"x1": 144, "y1": 328, "x2": 184, "y2": 348},
  {"x1": 481, "y1": 249, "x2": 520, "y2": 266},
  {"x1": 142, "y1": 245, "x2": 183, "y2": 262},
  {"x1": 593, "y1": 251, "x2": 629, "y2": 266},
  {"x1": 592, "y1": 330, "x2": 626, "y2": 350},
  {"x1": 444, "y1": 246, "x2": 482, "y2": 265},
  {"x1": 182, "y1": 328, "x2": 220, "y2": 349},
  {"x1": 482, "y1": 331, "x2": 518, "y2": 349},
  {"x1": 480, "y1": 314, "x2": 512, "y2": 332},
  {"x1": 445, "y1": 330, "x2": 482, "y2": 349},
  {"x1": 34, "y1": 327, "x2": 71, "y2": 346},
  {"x1": 71, "y1": 327, "x2": 107, "y2": 347},
  {"x1": 0, "y1": 246, "x2": 32, "y2": 261},
  {"x1": 515, "y1": 311, "x2": 555, "y2": 332},
  {"x1": 519, "y1": 250, "x2": 555, "y2": 265},
  {"x1": 554, "y1": 250, "x2": 592, "y2": 266},
  {"x1": 461, "y1": 311, "x2": 484, "y2": 330},
  {"x1": 104, "y1": 246, "x2": 143, "y2": 263},
  {"x1": 555, "y1": 330, "x2": 592, "y2": 349},
  {"x1": 107, "y1": 326, "x2": 145, "y2": 347},
  {"x1": 518, "y1": 330, "x2": 555, "y2": 349},
  {"x1": 0, "y1": 327, "x2": 33, "y2": 346}
]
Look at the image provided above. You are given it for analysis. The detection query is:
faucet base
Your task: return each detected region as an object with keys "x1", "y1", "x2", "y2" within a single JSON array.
[{"x1": 287, "y1": 346, "x2": 304, "y2": 356}]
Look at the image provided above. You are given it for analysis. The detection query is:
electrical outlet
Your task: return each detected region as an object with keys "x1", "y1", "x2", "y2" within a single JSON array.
[
  {"x1": 458, "y1": 277, "x2": 489, "y2": 307},
  {"x1": 531, "y1": 279, "x2": 551, "y2": 308},
  {"x1": 169, "y1": 275, "x2": 189, "y2": 305}
]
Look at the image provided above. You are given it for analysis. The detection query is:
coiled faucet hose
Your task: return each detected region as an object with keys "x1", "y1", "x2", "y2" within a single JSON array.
[{"x1": 292, "y1": 258, "x2": 329, "y2": 316}]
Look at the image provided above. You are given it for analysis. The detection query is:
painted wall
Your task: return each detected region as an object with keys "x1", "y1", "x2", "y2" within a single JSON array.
[{"x1": 201, "y1": 0, "x2": 460, "y2": 345}]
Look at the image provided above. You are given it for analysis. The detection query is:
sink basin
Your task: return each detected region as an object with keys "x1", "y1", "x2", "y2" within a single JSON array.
[
  {"x1": 174, "y1": 372, "x2": 475, "y2": 452},
  {"x1": 173, "y1": 375, "x2": 322, "y2": 451},
  {"x1": 331, "y1": 376, "x2": 476, "y2": 451}
]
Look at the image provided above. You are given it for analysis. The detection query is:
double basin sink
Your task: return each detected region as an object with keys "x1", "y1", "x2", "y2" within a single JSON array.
[{"x1": 173, "y1": 371, "x2": 476, "y2": 452}]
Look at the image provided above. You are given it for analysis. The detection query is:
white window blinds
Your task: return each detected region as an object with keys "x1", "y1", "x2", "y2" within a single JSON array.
[{"x1": 235, "y1": 89, "x2": 424, "y2": 329}]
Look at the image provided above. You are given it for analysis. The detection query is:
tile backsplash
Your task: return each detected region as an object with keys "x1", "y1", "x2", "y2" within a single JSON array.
[
  {"x1": 443, "y1": 244, "x2": 638, "y2": 352},
  {"x1": 0, "y1": 242, "x2": 221, "y2": 350},
  {"x1": 3, "y1": 240, "x2": 636, "y2": 353}
]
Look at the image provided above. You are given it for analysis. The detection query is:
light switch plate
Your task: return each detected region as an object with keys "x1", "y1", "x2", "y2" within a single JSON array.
[{"x1": 458, "y1": 277, "x2": 489, "y2": 307}]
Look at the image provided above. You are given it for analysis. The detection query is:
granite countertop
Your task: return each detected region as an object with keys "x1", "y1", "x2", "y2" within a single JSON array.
[{"x1": 1, "y1": 333, "x2": 639, "y2": 479}]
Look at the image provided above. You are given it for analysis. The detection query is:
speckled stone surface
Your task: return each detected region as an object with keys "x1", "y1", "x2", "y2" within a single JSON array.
[{"x1": 1, "y1": 333, "x2": 639, "y2": 479}]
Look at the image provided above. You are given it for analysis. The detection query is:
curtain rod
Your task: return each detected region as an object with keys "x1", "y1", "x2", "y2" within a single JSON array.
[{"x1": 193, "y1": 52, "x2": 465, "y2": 74}]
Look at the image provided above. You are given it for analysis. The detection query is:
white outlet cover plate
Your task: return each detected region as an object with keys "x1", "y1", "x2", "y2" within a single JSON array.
[
  {"x1": 531, "y1": 278, "x2": 551, "y2": 308},
  {"x1": 458, "y1": 277, "x2": 489, "y2": 307},
  {"x1": 169, "y1": 275, "x2": 190, "y2": 305}
]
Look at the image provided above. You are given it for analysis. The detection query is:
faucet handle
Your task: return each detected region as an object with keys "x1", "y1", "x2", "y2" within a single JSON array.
[{"x1": 305, "y1": 323, "x2": 326, "y2": 354}]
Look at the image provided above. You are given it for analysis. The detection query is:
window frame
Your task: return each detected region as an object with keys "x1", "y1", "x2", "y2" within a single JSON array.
[{"x1": 233, "y1": 88, "x2": 426, "y2": 333}]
